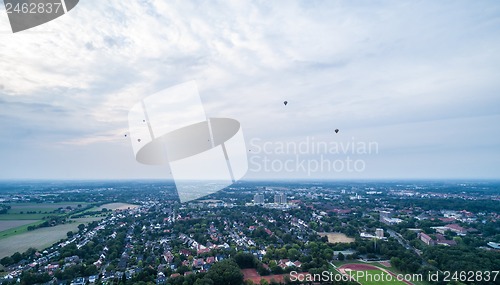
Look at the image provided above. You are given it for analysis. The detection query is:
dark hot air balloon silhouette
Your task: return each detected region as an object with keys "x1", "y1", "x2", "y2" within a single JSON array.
[
  {"x1": 283, "y1": 101, "x2": 288, "y2": 106},
  {"x1": 335, "y1": 129, "x2": 339, "y2": 133}
]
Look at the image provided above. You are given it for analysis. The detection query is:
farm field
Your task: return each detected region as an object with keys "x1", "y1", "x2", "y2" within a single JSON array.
[
  {"x1": 0, "y1": 202, "x2": 90, "y2": 220},
  {"x1": 91, "y1": 202, "x2": 139, "y2": 212},
  {"x1": 0, "y1": 213, "x2": 47, "y2": 220},
  {"x1": 0, "y1": 217, "x2": 101, "y2": 258},
  {"x1": 5, "y1": 202, "x2": 88, "y2": 214},
  {"x1": 318, "y1": 232, "x2": 355, "y2": 243},
  {"x1": 0, "y1": 220, "x2": 40, "y2": 232}
]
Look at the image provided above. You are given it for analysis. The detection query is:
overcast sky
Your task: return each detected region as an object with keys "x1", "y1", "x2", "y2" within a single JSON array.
[{"x1": 0, "y1": 0, "x2": 499, "y2": 180}]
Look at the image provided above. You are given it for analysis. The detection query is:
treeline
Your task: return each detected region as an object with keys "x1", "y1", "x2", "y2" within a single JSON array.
[
  {"x1": 394, "y1": 198, "x2": 500, "y2": 213},
  {"x1": 424, "y1": 246, "x2": 500, "y2": 273},
  {"x1": 0, "y1": 248, "x2": 37, "y2": 267},
  {"x1": 70, "y1": 207, "x2": 109, "y2": 218},
  {"x1": 0, "y1": 205, "x2": 11, "y2": 214},
  {"x1": 26, "y1": 216, "x2": 67, "y2": 231}
]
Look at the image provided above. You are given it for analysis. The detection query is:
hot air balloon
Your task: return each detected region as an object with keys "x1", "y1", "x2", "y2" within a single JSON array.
[
  {"x1": 335, "y1": 129, "x2": 339, "y2": 133},
  {"x1": 283, "y1": 101, "x2": 288, "y2": 106}
]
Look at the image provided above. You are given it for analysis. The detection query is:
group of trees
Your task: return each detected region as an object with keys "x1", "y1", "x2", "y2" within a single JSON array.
[
  {"x1": 0, "y1": 205, "x2": 11, "y2": 214},
  {"x1": 0, "y1": 248, "x2": 37, "y2": 267},
  {"x1": 423, "y1": 246, "x2": 500, "y2": 273}
]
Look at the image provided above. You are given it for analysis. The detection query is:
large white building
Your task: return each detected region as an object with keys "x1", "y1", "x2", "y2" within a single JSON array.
[
  {"x1": 253, "y1": 194, "x2": 265, "y2": 204},
  {"x1": 274, "y1": 193, "x2": 287, "y2": 204},
  {"x1": 376, "y1": 228, "x2": 384, "y2": 238}
]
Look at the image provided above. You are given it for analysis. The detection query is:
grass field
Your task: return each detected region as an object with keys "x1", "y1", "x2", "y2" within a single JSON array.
[
  {"x1": 375, "y1": 262, "x2": 430, "y2": 285},
  {"x1": 0, "y1": 220, "x2": 45, "y2": 239},
  {"x1": 0, "y1": 213, "x2": 49, "y2": 220},
  {"x1": 4, "y1": 202, "x2": 89, "y2": 214},
  {"x1": 0, "y1": 220, "x2": 39, "y2": 233},
  {"x1": 0, "y1": 220, "x2": 41, "y2": 232},
  {"x1": 333, "y1": 263, "x2": 432, "y2": 285},
  {"x1": 0, "y1": 202, "x2": 90, "y2": 221},
  {"x1": 0, "y1": 217, "x2": 102, "y2": 258},
  {"x1": 348, "y1": 269, "x2": 408, "y2": 285}
]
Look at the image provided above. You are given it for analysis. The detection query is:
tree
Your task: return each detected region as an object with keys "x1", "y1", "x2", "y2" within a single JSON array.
[
  {"x1": 337, "y1": 252, "x2": 345, "y2": 261},
  {"x1": 78, "y1": 223, "x2": 86, "y2": 232},
  {"x1": 11, "y1": 252, "x2": 22, "y2": 263},
  {"x1": 1, "y1": 256, "x2": 14, "y2": 266},
  {"x1": 194, "y1": 278, "x2": 214, "y2": 285},
  {"x1": 390, "y1": 257, "x2": 402, "y2": 269},
  {"x1": 287, "y1": 248, "x2": 300, "y2": 261},
  {"x1": 234, "y1": 253, "x2": 256, "y2": 269},
  {"x1": 357, "y1": 246, "x2": 367, "y2": 254},
  {"x1": 205, "y1": 259, "x2": 243, "y2": 285}
]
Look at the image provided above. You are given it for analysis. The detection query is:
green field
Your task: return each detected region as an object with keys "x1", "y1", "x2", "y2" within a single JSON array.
[
  {"x1": 0, "y1": 217, "x2": 102, "y2": 258},
  {"x1": 0, "y1": 220, "x2": 44, "y2": 239},
  {"x1": 3, "y1": 202, "x2": 89, "y2": 214},
  {"x1": 0, "y1": 202, "x2": 91, "y2": 239},
  {"x1": 375, "y1": 263, "x2": 430, "y2": 285},
  {"x1": 0, "y1": 213, "x2": 48, "y2": 220},
  {"x1": 331, "y1": 261, "x2": 431, "y2": 285},
  {"x1": 348, "y1": 269, "x2": 407, "y2": 285}
]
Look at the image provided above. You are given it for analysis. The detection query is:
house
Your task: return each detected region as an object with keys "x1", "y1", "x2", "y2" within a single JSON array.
[
  {"x1": 445, "y1": 224, "x2": 467, "y2": 235},
  {"x1": 70, "y1": 277, "x2": 85, "y2": 285},
  {"x1": 277, "y1": 259, "x2": 289, "y2": 269},
  {"x1": 179, "y1": 249, "x2": 191, "y2": 256},
  {"x1": 88, "y1": 275, "x2": 98, "y2": 283},
  {"x1": 487, "y1": 242, "x2": 500, "y2": 250},
  {"x1": 156, "y1": 272, "x2": 166, "y2": 285},
  {"x1": 193, "y1": 258, "x2": 204, "y2": 268},
  {"x1": 419, "y1": 233, "x2": 435, "y2": 245},
  {"x1": 435, "y1": 234, "x2": 457, "y2": 246},
  {"x1": 163, "y1": 251, "x2": 174, "y2": 263}
]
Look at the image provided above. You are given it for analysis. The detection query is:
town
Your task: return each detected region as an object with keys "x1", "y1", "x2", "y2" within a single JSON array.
[{"x1": 0, "y1": 180, "x2": 499, "y2": 285}]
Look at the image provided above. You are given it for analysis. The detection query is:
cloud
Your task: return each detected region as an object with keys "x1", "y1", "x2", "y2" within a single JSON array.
[{"x1": 0, "y1": 0, "x2": 499, "y2": 179}]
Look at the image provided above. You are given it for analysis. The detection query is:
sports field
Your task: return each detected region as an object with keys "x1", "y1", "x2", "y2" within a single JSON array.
[
  {"x1": 318, "y1": 232, "x2": 355, "y2": 243},
  {"x1": 338, "y1": 263, "x2": 415, "y2": 285}
]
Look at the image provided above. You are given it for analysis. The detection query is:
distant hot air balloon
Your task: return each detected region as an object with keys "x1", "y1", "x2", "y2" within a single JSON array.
[
  {"x1": 124, "y1": 134, "x2": 127, "y2": 137},
  {"x1": 283, "y1": 101, "x2": 288, "y2": 106},
  {"x1": 138, "y1": 139, "x2": 141, "y2": 142},
  {"x1": 335, "y1": 129, "x2": 339, "y2": 133}
]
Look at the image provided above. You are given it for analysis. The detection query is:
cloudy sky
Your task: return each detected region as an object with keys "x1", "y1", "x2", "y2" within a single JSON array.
[{"x1": 0, "y1": 0, "x2": 499, "y2": 180}]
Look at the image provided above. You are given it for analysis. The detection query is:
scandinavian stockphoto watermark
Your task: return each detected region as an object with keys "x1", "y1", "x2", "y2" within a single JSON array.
[
  {"x1": 3, "y1": 0, "x2": 79, "y2": 33},
  {"x1": 249, "y1": 136, "x2": 379, "y2": 175}
]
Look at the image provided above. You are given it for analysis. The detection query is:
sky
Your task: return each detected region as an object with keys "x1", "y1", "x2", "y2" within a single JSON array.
[{"x1": 0, "y1": 0, "x2": 499, "y2": 180}]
